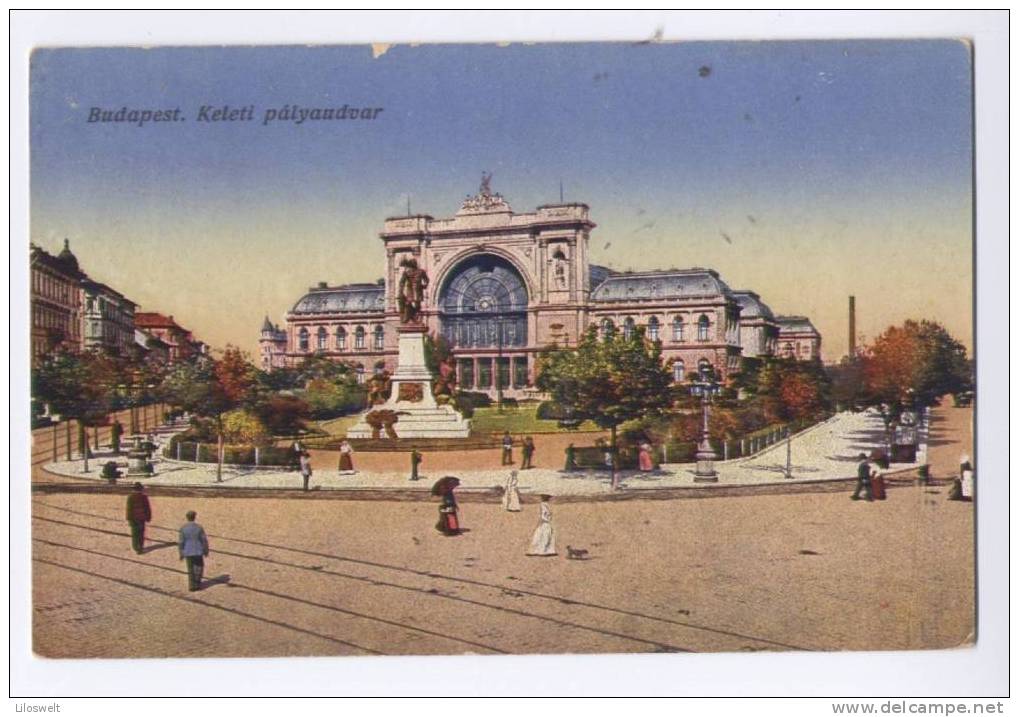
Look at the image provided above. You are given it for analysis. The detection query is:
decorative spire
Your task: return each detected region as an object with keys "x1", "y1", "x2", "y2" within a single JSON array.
[{"x1": 57, "y1": 237, "x2": 79, "y2": 271}]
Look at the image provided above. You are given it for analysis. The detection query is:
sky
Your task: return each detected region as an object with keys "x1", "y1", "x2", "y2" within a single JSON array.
[{"x1": 29, "y1": 40, "x2": 973, "y2": 361}]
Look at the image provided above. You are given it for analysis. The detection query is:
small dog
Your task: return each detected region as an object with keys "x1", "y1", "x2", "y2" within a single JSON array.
[{"x1": 566, "y1": 545, "x2": 589, "y2": 560}]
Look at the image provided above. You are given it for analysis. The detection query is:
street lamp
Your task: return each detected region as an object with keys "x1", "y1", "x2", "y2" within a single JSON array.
[
  {"x1": 690, "y1": 367, "x2": 720, "y2": 482},
  {"x1": 783, "y1": 426, "x2": 793, "y2": 479}
]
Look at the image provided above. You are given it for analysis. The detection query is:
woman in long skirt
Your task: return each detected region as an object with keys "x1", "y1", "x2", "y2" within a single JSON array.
[
  {"x1": 638, "y1": 442, "x2": 654, "y2": 472},
  {"x1": 526, "y1": 494, "x2": 557, "y2": 556},
  {"x1": 436, "y1": 489, "x2": 461, "y2": 536},
  {"x1": 338, "y1": 440, "x2": 355, "y2": 474},
  {"x1": 502, "y1": 470, "x2": 522, "y2": 512}
]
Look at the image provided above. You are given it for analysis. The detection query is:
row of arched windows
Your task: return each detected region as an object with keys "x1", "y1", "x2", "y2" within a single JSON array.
[
  {"x1": 599, "y1": 314, "x2": 711, "y2": 343},
  {"x1": 297, "y1": 325, "x2": 384, "y2": 352},
  {"x1": 669, "y1": 358, "x2": 713, "y2": 382}
]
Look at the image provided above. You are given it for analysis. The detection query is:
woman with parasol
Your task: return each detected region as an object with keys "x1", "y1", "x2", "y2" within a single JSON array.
[{"x1": 432, "y1": 476, "x2": 462, "y2": 536}]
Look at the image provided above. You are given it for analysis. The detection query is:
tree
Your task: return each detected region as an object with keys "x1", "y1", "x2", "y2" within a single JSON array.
[
  {"x1": 755, "y1": 357, "x2": 831, "y2": 424},
  {"x1": 32, "y1": 350, "x2": 117, "y2": 471},
  {"x1": 221, "y1": 409, "x2": 271, "y2": 446},
  {"x1": 537, "y1": 325, "x2": 673, "y2": 488},
  {"x1": 160, "y1": 346, "x2": 258, "y2": 481},
  {"x1": 861, "y1": 319, "x2": 972, "y2": 444},
  {"x1": 254, "y1": 394, "x2": 312, "y2": 436}
]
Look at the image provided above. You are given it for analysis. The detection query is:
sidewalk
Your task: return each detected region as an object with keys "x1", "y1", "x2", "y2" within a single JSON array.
[{"x1": 40, "y1": 409, "x2": 922, "y2": 496}]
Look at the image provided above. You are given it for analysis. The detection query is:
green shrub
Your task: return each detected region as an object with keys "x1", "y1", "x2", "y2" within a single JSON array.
[{"x1": 536, "y1": 400, "x2": 565, "y2": 420}]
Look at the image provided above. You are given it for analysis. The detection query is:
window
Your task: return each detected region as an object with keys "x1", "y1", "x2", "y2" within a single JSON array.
[
  {"x1": 673, "y1": 360, "x2": 685, "y2": 383},
  {"x1": 458, "y1": 359, "x2": 474, "y2": 389},
  {"x1": 496, "y1": 358, "x2": 511, "y2": 390},
  {"x1": 354, "y1": 326, "x2": 365, "y2": 349},
  {"x1": 477, "y1": 358, "x2": 492, "y2": 389},
  {"x1": 356, "y1": 365, "x2": 365, "y2": 384},
  {"x1": 373, "y1": 325, "x2": 384, "y2": 350},
  {"x1": 335, "y1": 326, "x2": 346, "y2": 350},
  {"x1": 513, "y1": 357, "x2": 529, "y2": 388},
  {"x1": 697, "y1": 314, "x2": 710, "y2": 341},
  {"x1": 298, "y1": 328, "x2": 309, "y2": 351},
  {"x1": 316, "y1": 327, "x2": 327, "y2": 350},
  {"x1": 647, "y1": 316, "x2": 660, "y2": 342},
  {"x1": 623, "y1": 317, "x2": 635, "y2": 340},
  {"x1": 672, "y1": 316, "x2": 685, "y2": 342},
  {"x1": 600, "y1": 318, "x2": 615, "y2": 340}
]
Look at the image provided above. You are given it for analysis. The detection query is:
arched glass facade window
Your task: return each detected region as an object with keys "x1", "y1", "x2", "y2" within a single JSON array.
[
  {"x1": 335, "y1": 326, "x2": 347, "y2": 350},
  {"x1": 672, "y1": 359, "x2": 685, "y2": 382},
  {"x1": 672, "y1": 316, "x2": 685, "y2": 342},
  {"x1": 697, "y1": 314, "x2": 710, "y2": 341},
  {"x1": 373, "y1": 325, "x2": 384, "y2": 350},
  {"x1": 354, "y1": 326, "x2": 366, "y2": 350},
  {"x1": 438, "y1": 254, "x2": 528, "y2": 349},
  {"x1": 600, "y1": 318, "x2": 615, "y2": 340},
  {"x1": 623, "y1": 317, "x2": 636, "y2": 340},
  {"x1": 316, "y1": 326, "x2": 327, "y2": 350},
  {"x1": 298, "y1": 328, "x2": 309, "y2": 351},
  {"x1": 647, "y1": 316, "x2": 660, "y2": 342}
]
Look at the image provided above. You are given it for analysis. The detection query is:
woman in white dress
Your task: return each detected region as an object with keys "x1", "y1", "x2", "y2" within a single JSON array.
[
  {"x1": 502, "y1": 470, "x2": 522, "y2": 512},
  {"x1": 526, "y1": 494, "x2": 557, "y2": 556}
]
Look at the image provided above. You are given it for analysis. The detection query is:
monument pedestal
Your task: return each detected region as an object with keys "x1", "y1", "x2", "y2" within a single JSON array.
[{"x1": 347, "y1": 326, "x2": 471, "y2": 439}]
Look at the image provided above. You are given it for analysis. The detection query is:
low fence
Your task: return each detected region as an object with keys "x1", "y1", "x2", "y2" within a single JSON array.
[
  {"x1": 660, "y1": 423, "x2": 799, "y2": 464},
  {"x1": 31, "y1": 402, "x2": 170, "y2": 466},
  {"x1": 163, "y1": 440, "x2": 299, "y2": 468}
]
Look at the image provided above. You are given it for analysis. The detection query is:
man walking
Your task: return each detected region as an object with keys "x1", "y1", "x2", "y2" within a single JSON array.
[
  {"x1": 501, "y1": 431, "x2": 514, "y2": 466},
  {"x1": 178, "y1": 510, "x2": 210, "y2": 591},
  {"x1": 851, "y1": 453, "x2": 873, "y2": 501},
  {"x1": 125, "y1": 482, "x2": 151, "y2": 554},
  {"x1": 110, "y1": 419, "x2": 124, "y2": 455},
  {"x1": 410, "y1": 449, "x2": 423, "y2": 481},
  {"x1": 299, "y1": 451, "x2": 313, "y2": 491},
  {"x1": 521, "y1": 436, "x2": 535, "y2": 470}
]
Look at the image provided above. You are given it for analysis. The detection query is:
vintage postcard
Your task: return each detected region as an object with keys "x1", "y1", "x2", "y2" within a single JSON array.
[{"x1": 23, "y1": 27, "x2": 988, "y2": 690}]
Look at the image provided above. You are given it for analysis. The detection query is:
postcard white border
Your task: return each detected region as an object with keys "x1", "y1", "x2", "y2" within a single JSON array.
[{"x1": 8, "y1": 10, "x2": 1009, "y2": 699}]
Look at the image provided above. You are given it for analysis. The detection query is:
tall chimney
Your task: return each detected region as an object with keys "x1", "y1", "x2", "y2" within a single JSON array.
[{"x1": 848, "y1": 295, "x2": 856, "y2": 359}]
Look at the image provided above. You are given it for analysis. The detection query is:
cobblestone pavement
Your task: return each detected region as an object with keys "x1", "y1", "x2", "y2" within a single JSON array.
[{"x1": 41, "y1": 410, "x2": 923, "y2": 495}]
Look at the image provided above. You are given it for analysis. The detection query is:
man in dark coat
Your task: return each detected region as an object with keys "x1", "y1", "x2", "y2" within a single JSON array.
[
  {"x1": 179, "y1": 510, "x2": 210, "y2": 591},
  {"x1": 410, "y1": 449, "x2": 423, "y2": 481},
  {"x1": 851, "y1": 453, "x2": 873, "y2": 501},
  {"x1": 125, "y1": 482, "x2": 152, "y2": 554},
  {"x1": 110, "y1": 419, "x2": 124, "y2": 455},
  {"x1": 521, "y1": 436, "x2": 535, "y2": 470},
  {"x1": 564, "y1": 443, "x2": 577, "y2": 472}
]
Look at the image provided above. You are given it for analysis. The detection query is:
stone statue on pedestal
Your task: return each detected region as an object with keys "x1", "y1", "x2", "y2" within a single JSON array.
[{"x1": 397, "y1": 257, "x2": 429, "y2": 325}]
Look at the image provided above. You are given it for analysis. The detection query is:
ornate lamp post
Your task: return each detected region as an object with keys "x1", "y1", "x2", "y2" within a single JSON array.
[{"x1": 690, "y1": 367, "x2": 720, "y2": 482}]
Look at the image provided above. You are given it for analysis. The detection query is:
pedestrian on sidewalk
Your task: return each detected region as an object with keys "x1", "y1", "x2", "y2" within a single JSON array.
[
  {"x1": 502, "y1": 470, "x2": 522, "y2": 512},
  {"x1": 125, "y1": 482, "x2": 151, "y2": 554},
  {"x1": 111, "y1": 419, "x2": 124, "y2": 456},
  {"x1": 299, "y1": 451, "x2": 313, "y2": 491},
  {"x1": 638, "y1": 441, "x2": 655, "y2": 472},
  {"x1": 521, "y1": 436, "x2": 535, "y2": 469},
  {"x1": 178, "y1": 511, "x2": 210, "y2": 592},
  {"x1": 564, "y1": 443, "x2": 577, "y2": 472},
  {"x1": 501, "y1": 431, "x2": 514, "y2": 465},
  {"x1": 410, "y1": 449, "x2": 423, "y2": 481},
  {"x1": 526, "y1": 495, "x2": 557, "y2": 557},
  {"x1": 338, "y1": 440, "x2": 355, "y2": 475},
  {"x1": 851, "y1": 453, "x2": 873, "y2": 501}
]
